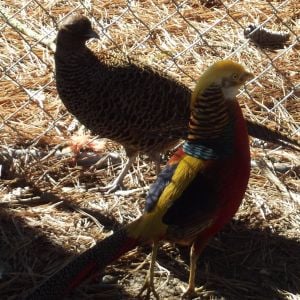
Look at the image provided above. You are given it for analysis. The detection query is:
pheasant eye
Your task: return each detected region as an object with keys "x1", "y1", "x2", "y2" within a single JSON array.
[{"x1": 232, "y1": 73, "x2": 238, "y2": 80}]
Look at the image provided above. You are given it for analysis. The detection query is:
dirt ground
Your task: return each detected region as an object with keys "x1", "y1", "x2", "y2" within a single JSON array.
[{"x1": 0, "y1": 1, "x2": 299, "y2": 299}]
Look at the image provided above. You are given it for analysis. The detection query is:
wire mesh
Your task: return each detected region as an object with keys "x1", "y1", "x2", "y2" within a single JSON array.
[
  {"x1": 1, "y1": 0, "x2": 299, "y2": 147},
  {"x1": 0, "y1": 1, "x2": 299, "y2": 299}
]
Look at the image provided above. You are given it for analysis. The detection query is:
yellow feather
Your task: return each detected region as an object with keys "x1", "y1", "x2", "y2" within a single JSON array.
[
  {"x1": 128, "y1": 156, "x2": 206, "y2": 241},
  {"x1": 128, "y1": 60, "x2": 253, "y2": 242},
  {"x1": 191, "y1": 60, "x2": 247, "y2": 108}
]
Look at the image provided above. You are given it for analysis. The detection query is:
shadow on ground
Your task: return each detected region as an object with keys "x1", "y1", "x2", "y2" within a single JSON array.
[{"x1": 0, "y1": 189, "x2": 299, "y2": 299}]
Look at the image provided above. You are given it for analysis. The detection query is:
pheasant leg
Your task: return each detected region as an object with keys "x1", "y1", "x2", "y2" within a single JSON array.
[
  {"x1": 137, "y1": 242, "x2": 160, "y2": 299},
  {"x1": 99, "y1": 153, "x2": 138, "y2": 193}
]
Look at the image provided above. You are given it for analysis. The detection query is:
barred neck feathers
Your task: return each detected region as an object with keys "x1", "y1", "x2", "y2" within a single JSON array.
[{"x1": 183, "y1": 83, "x2": 233, "y2": 160}]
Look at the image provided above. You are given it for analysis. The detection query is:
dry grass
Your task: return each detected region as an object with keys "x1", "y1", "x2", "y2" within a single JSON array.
[{"x1": 0, "y1": 0, "x2": 299, "y2": 299}]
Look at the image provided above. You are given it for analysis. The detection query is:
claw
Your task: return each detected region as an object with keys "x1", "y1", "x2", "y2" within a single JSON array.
[
  {"x1": 137, "y1": 242, "x2": 160, "y2": 299},
  {"x1": 98, "y1": 153, "x2": 137, "y2": 193},
  {"x1": 181, "y1": 286, "x2": 204, "y2": 299},
  {"x1": 137, "y1": 277, "x2": 160, "y2": 299},
  {"x1": 98, "y1": 180, "x2": 123, "y2": 193}
]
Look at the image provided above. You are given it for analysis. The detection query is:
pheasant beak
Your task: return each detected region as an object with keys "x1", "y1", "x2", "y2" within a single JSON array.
[
  {"x1": 241, "y1": 71, "x2": 254, "y2": 83},
  {"x1": 86, "y1": 29, "x2": 100, "y2": 39}
]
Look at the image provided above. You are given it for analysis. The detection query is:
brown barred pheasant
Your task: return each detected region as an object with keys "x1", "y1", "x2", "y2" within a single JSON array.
[{"x1": 55, "y1": 14, "x2": 299, "y2": 192}]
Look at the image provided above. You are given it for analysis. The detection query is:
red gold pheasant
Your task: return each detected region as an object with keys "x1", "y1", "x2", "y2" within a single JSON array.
[{"x1": 26, "y1": 60, "x2": 252, "y2": 299}]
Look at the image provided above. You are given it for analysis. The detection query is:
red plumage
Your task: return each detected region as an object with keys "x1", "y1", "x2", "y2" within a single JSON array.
[{"x1": 26, "y1": 61, "x2": 252, "y2": 299}]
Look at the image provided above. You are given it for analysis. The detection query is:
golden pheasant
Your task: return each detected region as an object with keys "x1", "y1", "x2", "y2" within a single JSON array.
[
  {"x1": 55, "y1": 14, "x2": 298, "y2": 193},
  {"x1": 26, "y1": 60, "x2": 252, "y2": 299}
]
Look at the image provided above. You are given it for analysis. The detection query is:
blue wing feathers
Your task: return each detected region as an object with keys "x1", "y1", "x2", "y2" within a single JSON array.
[{"x1": 145, "y1": 163, "x2": 178, "y2": 212}]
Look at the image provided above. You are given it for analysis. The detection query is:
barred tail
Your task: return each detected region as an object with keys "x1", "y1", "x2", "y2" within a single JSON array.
[
  {"x1": 25, "y1": 227, "x2": 138, "y2": 300},
  {"x1": 246, "y1": 120, "x2": 300, "y2": 151}
]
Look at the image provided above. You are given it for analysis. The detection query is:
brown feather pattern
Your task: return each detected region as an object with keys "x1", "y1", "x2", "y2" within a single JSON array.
[{"x1": 55, "y1": 14, "x2": 299, "y2": 164}]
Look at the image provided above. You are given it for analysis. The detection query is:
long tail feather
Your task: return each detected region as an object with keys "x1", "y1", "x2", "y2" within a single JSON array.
[
  {"x1": 26, "y1": 227, "x2": 138, "y2": 300},
  {"x1": 247, "y1": 120, "x2": 300, "y2": 151}
]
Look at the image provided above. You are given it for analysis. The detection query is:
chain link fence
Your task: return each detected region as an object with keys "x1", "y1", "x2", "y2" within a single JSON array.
[
  {"x1": 0, "y1": 1, "x2": 299, "y2": 298},
  {"x1": 1, "y1": 0, "x2": 299, "y2": 146}
]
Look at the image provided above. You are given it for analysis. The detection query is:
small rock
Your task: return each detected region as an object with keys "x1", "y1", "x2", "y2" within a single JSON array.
[{"x1": 102, "y1": 274, "x2": 117, "y2": 284}]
